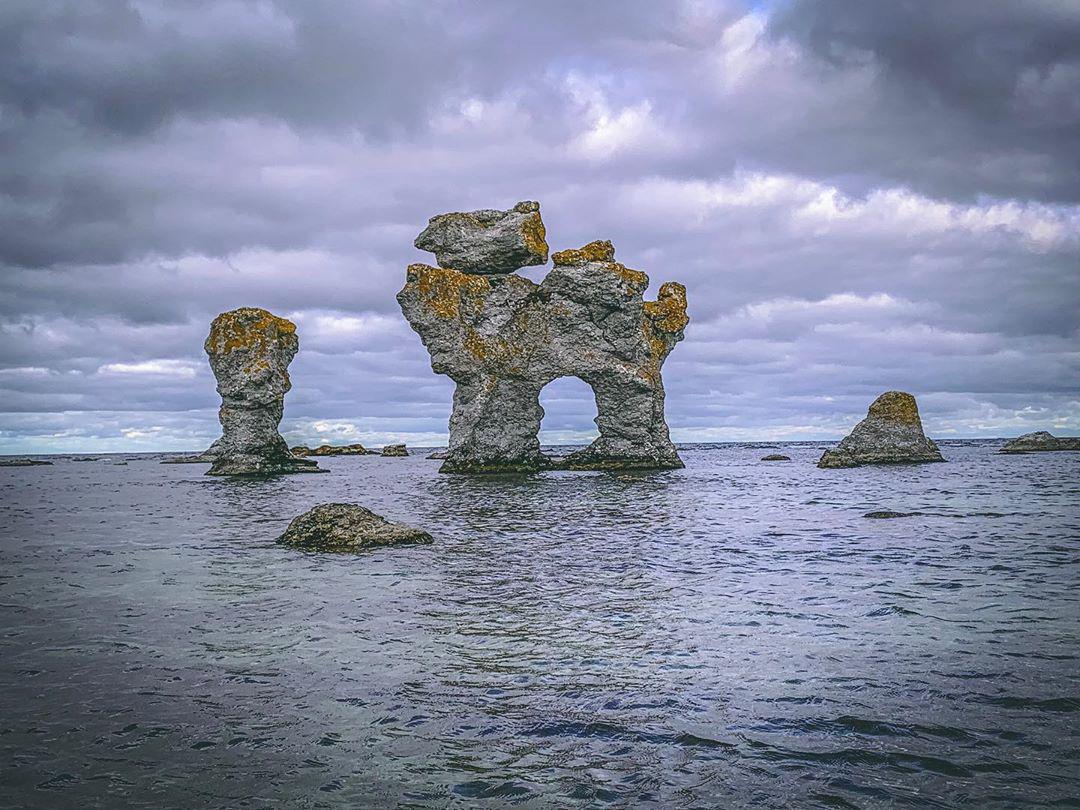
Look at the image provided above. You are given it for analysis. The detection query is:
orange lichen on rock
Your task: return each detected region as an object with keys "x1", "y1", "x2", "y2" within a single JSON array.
[
  {"x1": 409, "y1": 263, "x2": 490, "y2": 320},
  {"x1": 551, "y1": 240, "x2": 616, "y2": 266},
  {"x1": 206, "y1": 307, "x2": 297, "y2": 355},
  {"x1": 867, "y1": 391, "x2": 921, "y2": 425},
  {"x1": 644, "y1": 282, "x2": 689, "y2": 333}
]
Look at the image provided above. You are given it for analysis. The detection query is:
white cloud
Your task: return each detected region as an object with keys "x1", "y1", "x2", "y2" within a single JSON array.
[{"x1": 98, "y1": 360, "x2": 199, "y2": 377}]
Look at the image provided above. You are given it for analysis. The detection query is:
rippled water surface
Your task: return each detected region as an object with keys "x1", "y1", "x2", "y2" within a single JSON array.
[{"x1": 1, "y1": 442, "x2": 1078, "y2": 808}]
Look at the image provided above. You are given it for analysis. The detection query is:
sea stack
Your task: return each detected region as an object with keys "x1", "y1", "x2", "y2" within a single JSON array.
[
  {"x1": 818, "y1": 391, "x2": 944, "y2": 468},
  {"x1": 203, "y1": 307, "x2": 321, "y2": 476},
  {"x1": 398, "y1": 203, "x2": 688, "y2": 473},
  {"x1": 999, "y1": 431, "x2": 1080, "y2": 453}
]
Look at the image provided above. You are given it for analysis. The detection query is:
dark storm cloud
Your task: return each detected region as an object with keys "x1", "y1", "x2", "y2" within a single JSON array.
[
  {"x1": 766, "y1": 0, "x2": 1080, "y2": 202},
  {"x1": 0, "y1": 0, "x2": 1077, "y2": 452}
]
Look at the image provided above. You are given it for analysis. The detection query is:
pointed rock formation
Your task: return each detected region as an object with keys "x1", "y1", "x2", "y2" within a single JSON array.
[
  {"x1": 399, "y1": 203, "x2": 688, "y2": 474},
  {"x1": 203, "y1": 307, "x2": 322, "y2": 476},
  {"x1": 1000, "y1": 431, "x2": 1080, "y2": 453},
  {"x1": 818, "y1": 391, "x2": 944, "y2": 468}
]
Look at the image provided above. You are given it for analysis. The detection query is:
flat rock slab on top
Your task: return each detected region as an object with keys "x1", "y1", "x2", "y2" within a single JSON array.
[
  {"x1": 414, "y1": 201, "x2": 548, "y2": 275},
  {"x1": 1000, "y1": 431, "x2": 1080, "y2": 453},
  {"x1": 278, "y1": 503, "x2": 432, "y2": 552},
  {"x1": 818, "y1": 391, "x2": 944, "y2": 468}
]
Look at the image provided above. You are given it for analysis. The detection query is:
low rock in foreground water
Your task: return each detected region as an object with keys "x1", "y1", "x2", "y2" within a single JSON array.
[
  {"x1": 278, "y1": 503, "x2": 432, "y2": 552},
  {"x1": 761, "y1": 454, "x2": 791, "y2": 461}
]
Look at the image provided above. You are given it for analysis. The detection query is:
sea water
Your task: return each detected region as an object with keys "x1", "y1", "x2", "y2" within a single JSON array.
[{"x1": 1, "y1": 442, "x2": 1077, "y2": 807}]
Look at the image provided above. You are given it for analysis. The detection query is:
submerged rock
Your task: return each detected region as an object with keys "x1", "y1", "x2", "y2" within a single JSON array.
[
  {"x1": 0, "y1": 458, "x2": 53, "y2": 466},
  {"x1": 818, "y1": 391, "x2": 944, "y2": 469},
  {"x1": 399, "y1": 205, "x2": 689, "y2": 474},
  {"x1": 761, "y1": 454, "x2": 791, "y2": 462},
  {"x1": 278, "y1": 503, "x2": 432, "y2": 551},
  {"x1": 414, "y1": 200, "x2": 548, "y2": 275},
  {"x1": 203, "y1": 308, "x2": 322, "y2": 476},
  {"x1": 381, "y1": 443, "x2": 409, "y2": 457},
  {"x1": 864, "y1": 510, "x2": 919, "y2": 519},
  {"x1": 999, "y1": 431, "x2": 1080, "y2": 454}
]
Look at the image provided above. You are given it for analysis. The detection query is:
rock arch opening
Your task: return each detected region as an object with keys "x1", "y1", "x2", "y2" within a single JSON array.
[{"x1": 539, "y1": 376, "x2": 600, "y2": 451}]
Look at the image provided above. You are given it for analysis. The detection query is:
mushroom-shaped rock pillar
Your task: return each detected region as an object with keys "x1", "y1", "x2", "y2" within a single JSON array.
[
  {"x1": 398, "y1": 202, "x2": 688, "y2": 473},
  {"x1": 204, "y1": 307, "x2": 322, "y2": 476}
]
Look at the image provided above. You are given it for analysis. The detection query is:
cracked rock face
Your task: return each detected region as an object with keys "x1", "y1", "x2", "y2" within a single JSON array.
[
  {"x1": 414, "y1": 201, "x2": 548, "y2": 275},
  {"x1": 203, "y1": 308, "x2": 322, "y2": 476},
  {"x1": 818, "y1": 391, "x2": 944, "y2": 468},
  {"x1": 278, "y1": 503, "x2": 432, "y2": 551},
  {"x1": 1000, "y1": 431, "x2": 1080, "y2": 453},
  {"x1": 399, "y1": 205, "x2": 689, "y2": 474}
]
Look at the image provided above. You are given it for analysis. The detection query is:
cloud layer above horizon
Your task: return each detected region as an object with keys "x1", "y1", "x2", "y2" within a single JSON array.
[{"x1": 2, "y1": 0, "x2": 1078, "y2": 452}]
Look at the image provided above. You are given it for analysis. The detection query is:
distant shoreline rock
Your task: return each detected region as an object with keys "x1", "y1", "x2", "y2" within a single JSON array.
[
  {"x1": 0, "y1": 458, "x2": 53, "y2": 467},
  {"x1": 381, "y1": 444, "x2": 409, "y2": 457},
  {"x1": 999, "y1": 431, "x2": 1080, "y2": 454},
  {"x1": 426, "y1": 450, "x2": 449, "y2": 460},
  {"x1": 278, "y1": 503, "x2": 432, "y2": 551},
  {"x1": 819, "y1": 391, "x2": 945, "y2": 469},
  {"x1": 292, "y1": 443, "x2": 376, "y2": 457}
]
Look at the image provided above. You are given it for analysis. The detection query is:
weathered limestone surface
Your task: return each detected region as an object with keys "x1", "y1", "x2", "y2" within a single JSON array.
[
  {"x1": 278, "y1": 503, "x2": 432, "y2": 551},
  {"x1": 1000, "y1": 431, "x2": 1080, "y2": 453},
  {"x1": 204, "y1": 308, "x2": 322, "y2": 476},
  {"x1": 414, "y1": 201, "x2": 548, "y2": 275},
  {"x1": 818, "y1": 391, "x2": 944, "y2": 468},
  {"x1": 399, "y1": 205, "x2": 689, "y2": 473},
  {"x1": 381, "y1": 444, "x2": 409, "y2": 457}
]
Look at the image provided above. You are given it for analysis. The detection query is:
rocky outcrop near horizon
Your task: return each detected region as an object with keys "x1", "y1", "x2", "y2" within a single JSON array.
[
  {"x1": 278, "y1": 503, "x2": 432, "y2": 551},
  {"x1": 380, "y1": 443, "x2": 409, "y2": 457},
  {"x1": 399, "y1": 203, "x2": 688, "y2": 474},
  {"x1": 818, "y1": 391, "x2": 945, "y2": 468},
  {"x1": 203, "y1": 308, "x2": 323, "y2": 476},
  {"x1": 999, "y1": 431, "x2": 1080, "y2": 453},
  {"x1": 291, "y1": 443, "x2": 376, "y2": 457}
]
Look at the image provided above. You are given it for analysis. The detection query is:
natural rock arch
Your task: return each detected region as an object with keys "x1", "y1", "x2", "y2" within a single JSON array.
[
  {"x1": 398, "y1": 203, "x2": 689, "y2": 473},
  {"x1": 538, "y1": 375, "x2": 600, "y2": 446}
]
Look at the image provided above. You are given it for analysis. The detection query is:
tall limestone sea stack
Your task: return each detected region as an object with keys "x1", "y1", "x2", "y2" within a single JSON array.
[
  {"x1": 204, "y1": 308, "x2": 321, "y2": 476},
  {"x1": 818, "y1": 391, "x2": 944, "y2": 468},
  {"x1": 398, "y1": 202, "x2": 688, "y2": 473}
]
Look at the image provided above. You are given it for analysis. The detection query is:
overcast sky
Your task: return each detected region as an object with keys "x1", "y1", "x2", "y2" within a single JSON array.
[{"x1": 2, "y1": 0, "x2": 1078, "y2": 453}]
